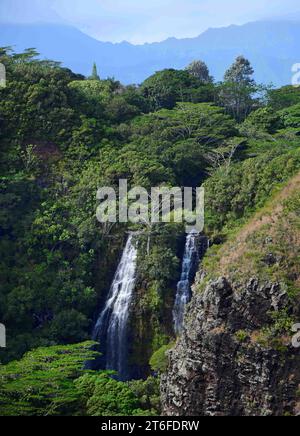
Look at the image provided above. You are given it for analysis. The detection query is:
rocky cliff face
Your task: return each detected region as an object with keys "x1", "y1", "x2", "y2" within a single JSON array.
[{"x1": 161, "y1": 277, "x2": 300, "y2": 416}]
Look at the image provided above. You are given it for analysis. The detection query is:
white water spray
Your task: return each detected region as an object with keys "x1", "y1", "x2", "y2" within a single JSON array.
[
  {"x1": 173, "y1": 232, "x2": 200, "y2": 335},
  {"x1": 92, "y1": 234, "x2": 137, "y2": 380}
]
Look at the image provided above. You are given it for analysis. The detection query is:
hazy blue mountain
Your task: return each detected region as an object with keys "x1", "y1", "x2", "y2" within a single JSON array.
[{"x1": 1, "y1": 21, "x2": 299, "y2": 86}]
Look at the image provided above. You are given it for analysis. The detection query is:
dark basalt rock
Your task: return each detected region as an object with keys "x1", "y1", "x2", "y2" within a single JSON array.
[{"x1": 161, "y1": 277, "x2": 300, "y2": 416}]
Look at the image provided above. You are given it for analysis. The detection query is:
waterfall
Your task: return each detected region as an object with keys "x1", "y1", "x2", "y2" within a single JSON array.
[
  {"x1": 92, "y1": 234, "x2": 137, "y2": 381},
  {"x1": 173, "y1": 232, "x2": 206, "y2": 335}
]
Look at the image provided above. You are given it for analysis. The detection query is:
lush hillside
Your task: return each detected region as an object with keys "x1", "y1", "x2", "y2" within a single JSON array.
[
  {"x1": 0, "y1": 47, "x2": 300, "y2": 416},
  {"x1": 1, "y1": 20, "x2": 300, "y2": 85}
]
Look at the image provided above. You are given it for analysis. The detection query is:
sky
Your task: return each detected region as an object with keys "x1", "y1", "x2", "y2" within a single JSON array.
[{"x1": 0, "y1": 0, "x2": 299, "y2": 44}]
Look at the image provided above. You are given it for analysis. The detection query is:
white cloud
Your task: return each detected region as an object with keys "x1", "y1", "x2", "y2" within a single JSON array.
[
  {"x1": 0, "y1": 0, "x2": 299, "y2": 43},
  {"x1": 0, "y1": 0, "x2": 63, "y2": 23}
]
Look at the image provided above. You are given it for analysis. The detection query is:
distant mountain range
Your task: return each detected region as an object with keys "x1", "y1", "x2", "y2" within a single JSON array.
[{"x1": 1, "y1": 20, "x2": 300, "y2": 86}]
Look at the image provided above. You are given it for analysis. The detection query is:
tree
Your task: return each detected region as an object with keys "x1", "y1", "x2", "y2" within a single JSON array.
[
  {"x1": 105, "y1": 96, "x2": 140, "y2": 123},
  {"x1": 76, "y1": 372, "x2": 140, "y2": 416},
  {"x1": 203, "y1": 147, "x2": 300, "y2": 232},
  {"x1": 205, "y1": 138, "x2": 243, "y2": 175},
  {"x1": 141, "y1": 69, "x2": 214, "y2": 111},
  {"x1": 278, "y1": 103, "x2": 300, "y2": 130},
  {"x1": 69, "y1": 79, "x2": 109, "y2": 117},
  {"x1": 129, "y1": 376, "x2": 161, "y2": 415},
  {"x1": 186, "y1": 60, "x2": 213, "y2": 84},
  {"x1": 149, "y1": 343, "x2": 174, "y2": 373},
  {"x1": 268, "y1": 85, "x2": 300, "y2": 111},
  {"x1": 89, "y1": 62, "x2": 100, "y2": 81},
  {"x1": 0, "y1": 342, "x2": 99, "y2": 416},
  {"x1": 224, "y1": 56, "x2": 254, "y2": 85},
  {"x1": 219, "y1": 56, "x2": 258, "y2": 122},
  {"x1": 242, "y1": 107, "x2": 282, "y2": 134}
]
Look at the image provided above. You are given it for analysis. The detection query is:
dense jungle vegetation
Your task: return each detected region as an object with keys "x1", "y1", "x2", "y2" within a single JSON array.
[{"x1": 0, "y1": 49, "x2": 300, "y2": 415}]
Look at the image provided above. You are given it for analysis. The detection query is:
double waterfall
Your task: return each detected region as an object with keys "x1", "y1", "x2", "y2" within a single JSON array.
[
  {"x1": 91, "y1": 234, "x2": 137, "y2": 381},
  {"x1": 90, "y1": 231, "x2": 207, "y2": 379},
  {"x1": 173, "y1": 232, "x2": 205, "y2": 335}
]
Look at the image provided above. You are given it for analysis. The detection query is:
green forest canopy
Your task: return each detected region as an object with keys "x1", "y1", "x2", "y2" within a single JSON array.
[{"x1": 1, "y1": 48, "x2": 300, "y2": 415}]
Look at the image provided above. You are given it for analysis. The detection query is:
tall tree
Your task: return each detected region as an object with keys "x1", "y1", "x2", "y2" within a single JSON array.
[
  {"x1": 186, "y1": 60, "x2": 213, "y2": 84},
  {"x1": 89, "y1": 62, "x2": 100, "y2": 81},
  {"x1": 219, "y1": 56, "x2": 257, "y2": 121},
  {"x1": 224, "y1": 56, "x2": 254, "y2": 85}
]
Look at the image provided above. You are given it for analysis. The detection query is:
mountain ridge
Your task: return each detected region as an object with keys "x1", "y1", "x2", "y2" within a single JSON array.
[{"x1": 1, "y1": 20, "x2": 300, "y2": 85}]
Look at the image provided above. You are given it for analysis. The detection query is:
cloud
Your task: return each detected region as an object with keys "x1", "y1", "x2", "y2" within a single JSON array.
[
  {"x1": 0, "y1": 0, "x2": 63, "y2": 23},
  {"x1": 0, "y1": 0, "x2": 299, "y2": 43}
]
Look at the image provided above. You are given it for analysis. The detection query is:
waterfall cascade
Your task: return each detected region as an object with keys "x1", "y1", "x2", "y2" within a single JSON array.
[
  {"x1": 173, "y1": 232, "x2": 207, "y2": 335},
  {"x1": 92, "y1": 234, "x2": 137, "y2": 381}
]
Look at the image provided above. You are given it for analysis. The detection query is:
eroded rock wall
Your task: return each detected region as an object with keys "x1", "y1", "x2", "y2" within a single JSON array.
[{"x1": 161, "y1": 278, "x2": 300, "y2": 416}]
